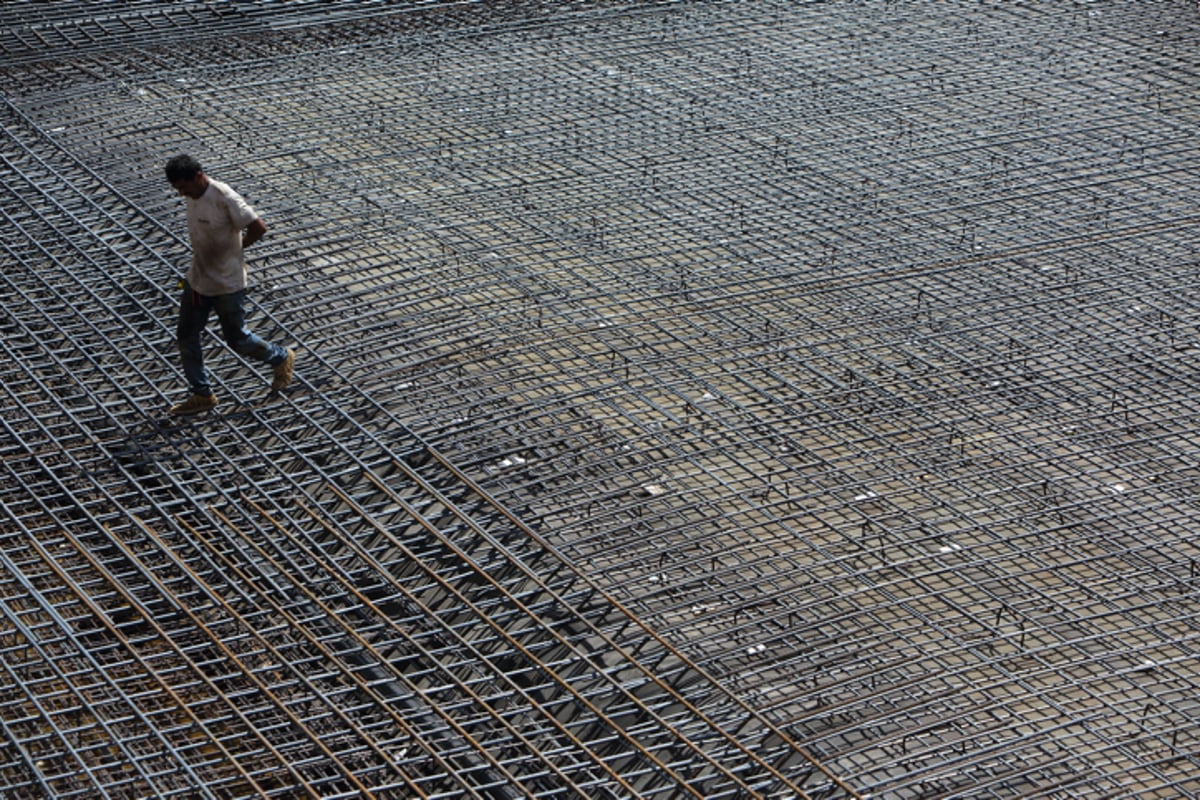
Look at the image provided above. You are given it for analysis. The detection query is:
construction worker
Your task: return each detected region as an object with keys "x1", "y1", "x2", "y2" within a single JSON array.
[{"x1": 164, "y1": 154, "x2": 294, "y2": 415}]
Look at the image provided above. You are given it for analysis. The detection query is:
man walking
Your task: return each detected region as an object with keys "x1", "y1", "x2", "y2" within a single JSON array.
[{"x1": 164, "y1": 155, "x2": 294, "y2": 415}]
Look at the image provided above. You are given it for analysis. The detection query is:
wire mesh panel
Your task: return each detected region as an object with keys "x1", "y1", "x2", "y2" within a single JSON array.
[{"x1": 3, "y1": 1, "x2": 1200, "y2": 798}]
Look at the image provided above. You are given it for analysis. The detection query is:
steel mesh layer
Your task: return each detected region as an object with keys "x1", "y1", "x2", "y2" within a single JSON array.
[{"x1": 3, "y1": 1, "x2": 1200, "y2": 798}]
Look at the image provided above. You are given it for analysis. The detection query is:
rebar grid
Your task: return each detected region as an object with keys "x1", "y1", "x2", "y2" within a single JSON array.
[
  {"x1": 3, "y1": 1, "x2": 1200, "y2": 798},
  {"x1": 0, "y1": 187, "x2": 821, "y2": 799},
  {"x1": 0, "y1": 126, "x2": 829, "y2": 800},
  {"x1": 0, "y1": 0, "x2": 489, "y2": 67}
]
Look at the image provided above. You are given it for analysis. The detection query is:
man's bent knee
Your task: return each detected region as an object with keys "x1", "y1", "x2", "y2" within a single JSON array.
[{"x1": 233, "y1": 337, "x2": 271, "y2": 361}]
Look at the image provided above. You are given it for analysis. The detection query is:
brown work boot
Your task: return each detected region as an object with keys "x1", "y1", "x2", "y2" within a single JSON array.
[
  {"x1": 271, "y1": 348, "x2": 295, "y2": 392},
  {"x1": 169, "y1": 393, "x2": 218, "y2": 416}
]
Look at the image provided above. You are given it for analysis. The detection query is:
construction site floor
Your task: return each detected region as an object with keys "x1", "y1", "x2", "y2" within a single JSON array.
[{"x1": 2, "y1": 2, "x2": 1200, "y2": 798}]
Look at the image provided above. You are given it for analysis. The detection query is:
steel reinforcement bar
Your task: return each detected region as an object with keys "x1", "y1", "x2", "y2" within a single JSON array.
[
  {"x1": 4, "y1": 1, "x2": 1200, "y2": 798},
  {"x1": 0, "y1": 84, "x2": 852, "y2": 799}
]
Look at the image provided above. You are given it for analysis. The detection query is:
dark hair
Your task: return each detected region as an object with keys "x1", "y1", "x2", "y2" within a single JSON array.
[{"x1": 165, "y1": 154, "x2": 202, "y2": 183}]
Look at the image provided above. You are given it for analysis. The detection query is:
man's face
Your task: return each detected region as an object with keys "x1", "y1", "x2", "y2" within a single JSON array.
[{"x1": 170, "y1": 173, "x2": 208, "y2": 200}]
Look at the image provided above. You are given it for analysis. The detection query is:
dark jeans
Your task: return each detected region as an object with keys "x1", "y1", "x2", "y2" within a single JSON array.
[{"x1": 177, "y1": 283, "x2": 287, "y2": 396}]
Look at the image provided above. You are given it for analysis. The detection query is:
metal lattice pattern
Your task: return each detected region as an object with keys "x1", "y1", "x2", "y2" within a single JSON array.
[
  {"x1": 3, "y1": 1, "x2": 1200, "y2": 798},
  {"x1": 0, "y1": 107, "x2": 832, "y2": 800}
]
